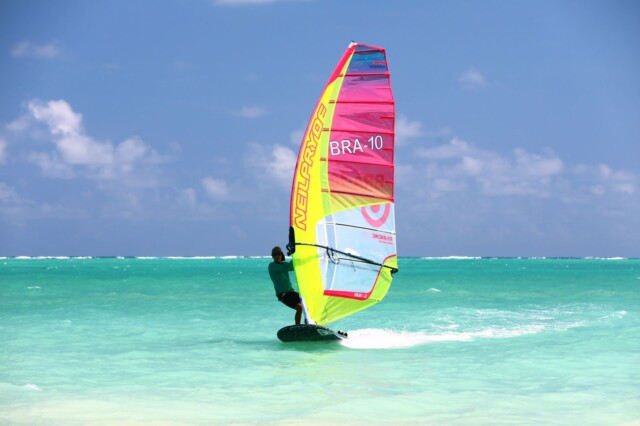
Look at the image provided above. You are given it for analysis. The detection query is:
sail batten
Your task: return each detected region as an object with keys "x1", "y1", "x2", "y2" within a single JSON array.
[
  {"x1": 329, "y1": 101, "x2": 394, "y2": 105},
  {"x1": 322, "y1": 189, "x2": 394, "y2": 201},
  {"x1": 289, "y1": 42, "x2": 397, "y2": 326}
]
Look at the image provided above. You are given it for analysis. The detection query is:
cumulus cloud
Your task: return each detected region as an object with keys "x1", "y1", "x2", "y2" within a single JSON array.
[
  {"x1": 201, "y1": 177, "x2": 230, "y2": 200},
  {"x1": 28, "y1": 100, "x2": 81, "y2": 135},
  {"x1": 290, "y1": 128, "x2": 304, "y2": 146},
  {"x1": 28, "y1": 152, "x2": 74, "y2": 179},
  {"x1": 269, "y1": 145, "x2": 296, "y2": 186},
  {"x1": 179, "y1": 187, "x2": 198, "y2": 208},
  {"x1": 411, "y1": 137, "x2": 636, "y2": 200},
  {"x1": 396, "y1": 114, "x2": 423, "y2": 145},
  {"x1": 417, "y1": 137, "x2": 474, "y2": 160},
  {"x1": 0, "y1": 182, "x2": 18, "y2": 203},
  {"x1": 14, "y1": 99, "x2": 162, "y2": 182},
  {"x1": 459, "y1": 68, "x2": 486, "y2": 89},
  {"x1": 0, "y1": 138, "x2": 7, "y2": 163},
  {"x1": 414, "y1": 138, "x2": 563, "y2": 197},
  {"x1": 11, "y1": 40, "x2": 61, "y2": 59},
  {"x1": 246, "y1": 143, "x2": 296, "y2": 189},
  {"x1": 236, "y1": 106, "x2": 267, "y2": 119},
  {"x1": 575, "y1": 163, "x2": 636, "y2": 196}
]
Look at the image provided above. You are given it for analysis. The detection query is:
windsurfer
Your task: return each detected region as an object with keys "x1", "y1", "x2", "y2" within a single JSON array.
[{"x1": 268, "y1": 246, "x2": 303, "y2": 325}]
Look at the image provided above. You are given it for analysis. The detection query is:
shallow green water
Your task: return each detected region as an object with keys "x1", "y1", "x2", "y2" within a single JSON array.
[{"x1": 1, "y1": 257, "x2": 639, "y2": 425}]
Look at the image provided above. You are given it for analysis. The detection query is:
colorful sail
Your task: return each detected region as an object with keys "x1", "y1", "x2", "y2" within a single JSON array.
[{"x1": 289, "y1": 42, "x2": 397, "y2": 325}]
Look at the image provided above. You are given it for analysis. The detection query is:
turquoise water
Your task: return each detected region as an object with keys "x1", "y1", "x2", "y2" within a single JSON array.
[{"x1": 1, "y1": 257, "x2": 639, "y2": 425}]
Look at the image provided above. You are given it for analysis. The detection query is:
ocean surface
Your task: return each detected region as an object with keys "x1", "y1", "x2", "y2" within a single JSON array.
[{"x1": 1, "y1": 257, "x2": 639, "y2": 426}]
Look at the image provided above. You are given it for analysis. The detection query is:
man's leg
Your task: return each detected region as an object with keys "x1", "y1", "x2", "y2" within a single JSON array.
[{"x1": 295, "y1": 303, "x2": 302, "y2": 325}]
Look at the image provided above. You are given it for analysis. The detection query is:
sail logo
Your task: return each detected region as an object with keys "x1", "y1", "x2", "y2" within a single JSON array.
[
  {"x1": 361, "y1": 203, "x2": 391, "y2": 228},
  {"x1": 293, "y1": 102, "x2": 327, "y2": 231},
  {"x1": 329, "y1": 135, "x2": 384, "y2": 156},
  {"x1": 372, "y1": 233, "x2": 394, "y2": 245}
]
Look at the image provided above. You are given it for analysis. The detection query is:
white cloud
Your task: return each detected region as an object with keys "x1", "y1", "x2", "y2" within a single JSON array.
[
  {"x1": 417, "y1": 137, "x2": 474, "y2": 159},
  {"x1": 460, "y1": 68, "x2": 486, "y2": 89},
  {"x1": 290, "y1": 128, "x2": 304, "y2": 146},
  {"x1": 14, "y1": 99, "x2": 162, "y2": 181},
  {"x1": 5, "y1": 114, "x2": 31, "y2": 134},
  {"x1": 589, "y1": 164, "x2": 636, "y2": 195},
  {"x1": 116, "y1": 137, "x2": 153, "y2": 164},
  {"x1": 179, "y1": 188, "x2": 198, "y2": 207},
  {"x1": 590, "y1": 185, "x2": 605, "y2": 196},
  {"x1": 415, "y1": 138, "x2": 561, "y2": 197},
  {"x1": 28, "y1": 99, "x2": 81, "y2": 135},
  {"x1": 411, "y1": 137, "x2": 636, "y2": 200},
  {"x1": 0, "y1": 138, "x2": 7, "y2": 163},
  {"x1": 395, "y1": 114, "x2": 423, "y2": 145},
  {"x1": 0, "y1": 182, "x2": 18, "y2": 203},
  {"x1": 11, "y1": 40, "x2": 60, "y2": 59},
  {"x1": 28, "y1": 152, "x2": 75, "y2": 179},
  {"x1": 514, "y1": 148, "x2": 563, "y2": 178},
  {"x1": 269, "y1": 145, "x2": 296, "y2": 187},
  {"x1": 236, "y1": 106, "x2": 267, "y2": 119},
  {"x1": 58, "y1": 134, "x2": 113, "y2": 166},
  {"x1": 246, "y1": 143, "x2": 296, "y2": 189},
  {"x1": 202, "y1": 177, "x2": 230, "y2": 200}
]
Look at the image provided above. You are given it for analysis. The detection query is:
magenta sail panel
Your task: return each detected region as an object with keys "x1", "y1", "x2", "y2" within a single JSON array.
[
  {"x1": 328, "y1": 44, "x2": 394, "y2": 204},
  {"x1": 337, "y1": 75, "x2": 393, "y2": 103}
]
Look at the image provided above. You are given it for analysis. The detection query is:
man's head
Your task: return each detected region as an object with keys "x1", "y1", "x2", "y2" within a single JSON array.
[{"x1": 271, "y1": 246, "x2": 284, "y2": 261}]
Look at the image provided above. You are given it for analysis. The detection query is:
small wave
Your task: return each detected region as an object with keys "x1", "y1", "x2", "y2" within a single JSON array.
[
  {"x1": 427, "y1": 288, "x2": 441, "y2": 293},
  {"x1": 24, "y1": 383, "x2": 42, "y2": 392},
  {"x1": 340, "y1": 323, "x2": 570, "y2": 350},
  {"x1": 165, "y1": 256, "x2": 219, "y2": 260},
  {"x1": 601, "y1": 311, "x2": 627, "y2": 320},
  {"x1": 340, "y1": 328, "x2": 467, "y2": 349},
  {"x1": 421, "y1": 256, "x2": 482, "y2": 260},
  {"x1": 37, "y1": 256, "x2": 70, "y2": 259},
  {"x1": 584, "y1": 257, "x2": 628, "y2": 260},
  {"x1": 9, "y1": 256, "x2": 92, "y2": 260}
]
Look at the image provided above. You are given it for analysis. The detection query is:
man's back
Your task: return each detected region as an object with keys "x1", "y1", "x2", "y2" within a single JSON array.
[{"x1": 268, "y1": 261, "x2": 294, "y2": 295}]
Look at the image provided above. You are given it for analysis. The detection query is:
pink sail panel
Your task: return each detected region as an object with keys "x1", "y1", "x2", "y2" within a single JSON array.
[
  {"x1": 327, "y1": 45, "x2": 394, "y2": 204},
  {"x1": 336, "y1": 74, "x2": 394, "y2": 103},
  {"x1": 330, "y1": 103, "x2": 394, "y2": 134},
  {"x1": 327, "y1": 161, "x2": 393, "y2": 200}
]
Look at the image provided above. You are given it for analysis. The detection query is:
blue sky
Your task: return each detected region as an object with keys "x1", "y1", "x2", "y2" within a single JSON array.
[{"x1": 1, "y1": 0, "x2": 638, "y2": 257}]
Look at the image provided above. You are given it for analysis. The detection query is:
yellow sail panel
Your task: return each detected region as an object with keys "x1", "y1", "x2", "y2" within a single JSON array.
[
  {"x1": 290, "y1": 52, "x2": 353, "y2": 323},
  {"x1": 290, "y1": 43, "x2": 397, "y2": 326},
  {"x1": 315, "y1": 255, "x2": 397, "y2": 324}
]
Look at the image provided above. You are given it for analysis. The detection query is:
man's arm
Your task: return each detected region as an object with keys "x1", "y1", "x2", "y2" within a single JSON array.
[{"x1": 271, "y1": 261, "x2": 294, "y2": 272}]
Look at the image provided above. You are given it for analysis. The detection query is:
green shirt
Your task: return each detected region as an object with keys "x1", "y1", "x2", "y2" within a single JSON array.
[{"x1": 268, "y1": 261, "x2": 294, "y2": 296}]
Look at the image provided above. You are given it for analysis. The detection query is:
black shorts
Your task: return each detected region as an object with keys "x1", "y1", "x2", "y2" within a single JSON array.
[{"x1": 277, "y1": 290, "x2": 301, "y2": 309}]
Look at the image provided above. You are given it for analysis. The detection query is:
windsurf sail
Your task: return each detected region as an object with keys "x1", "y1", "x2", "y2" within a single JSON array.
[{"x1": 289, "y1": 42, "x2": 397, "y2": 326}]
